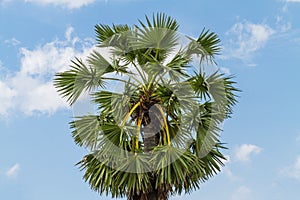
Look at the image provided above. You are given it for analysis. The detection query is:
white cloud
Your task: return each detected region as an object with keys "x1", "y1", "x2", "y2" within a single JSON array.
[
  {"x1": 223, "y1": 155, "x2": 231, "y2": 164},
  {"x1": 224, "y1": 21, "x2": 275, "y2": 61},
  {"x1": 285, "y1": 0, "x2": 300, "y2": 2},
  {"x1": 276, "y1": 16, "x2": 292, "y2": 33},
  {"x1": 281, "y1": 156, "x2": 300, "y2": 181},
  {"x1": 19, "y1": 38, "x2": 88, "y2": 76},
  {"x1": 24, "y1": 0, "x2": 97, "y2": 9},
  {"x1": 0, "y1": 81, "x2": 16, "y2": 116},
  {"x1": 223, "y1": 167, "x2": 237, "y2": 180},
  {"x1": 247, "y1": 63, "x2": 257, "y2": 67},
  {"x1": 231, "y1": 186, "x2": 252, "y2": 200},
  {"x1": 220, "y1": 67, "x2": 230, "y2": 75},
  {"x1": 4, "y1": 38, "x2": 21, "y2": 46},
  {"x1": 235, "y1": 144, "x2": 262, "y2": 162},
  {"x1": 172, "y1": 195, "x2": 184, "y2": 200},
  {"x1": 0, "y1": 26, "x2": 95, "y2": 117},
  {"x1": 220, "y1": 155, "x2": 238, "y2": 180},
  {"x1": 10, "y1": 75, "x2": 67, "y2": 115},
  {"x1": 65, "y1": 26, "x2": 74, "y2": 42},
  {"x1": 18, "y1": 0, "x2": 140, "y2": 9},
  {"x1": 5, "y1": 163, "x2": 20, "y2": 178}
]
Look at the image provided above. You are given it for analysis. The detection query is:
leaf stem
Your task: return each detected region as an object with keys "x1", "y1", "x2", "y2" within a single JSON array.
[{"x1": 121, "y1": 101, "x2": 141, "y2": 127}]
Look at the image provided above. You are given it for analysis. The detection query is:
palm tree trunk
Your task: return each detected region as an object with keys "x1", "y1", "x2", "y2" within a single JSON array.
[
  {"x1": 130, "y1": 104, "x2": 166, "y2": 200},
  {"x1": 141, "y1": 107, "x2": 161, "y2": 200}
]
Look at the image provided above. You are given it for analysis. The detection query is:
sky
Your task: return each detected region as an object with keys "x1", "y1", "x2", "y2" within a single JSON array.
[{"x1": 0, "y1": 0, "x2": 300, "y2": 199}]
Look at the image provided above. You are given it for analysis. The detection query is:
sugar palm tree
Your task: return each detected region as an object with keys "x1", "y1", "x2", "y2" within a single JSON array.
[{"x1": 54, "y1": 13, "x2": 239, "y2": 200}]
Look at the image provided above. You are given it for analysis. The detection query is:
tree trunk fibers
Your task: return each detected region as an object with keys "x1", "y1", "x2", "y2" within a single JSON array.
[{"x1": 137, "y1": 106, "x2": 163, "y2": 200}]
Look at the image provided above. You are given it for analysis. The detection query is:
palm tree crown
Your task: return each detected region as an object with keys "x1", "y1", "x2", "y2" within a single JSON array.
[{"x1": 54, "y1": 13, "x2": 239, "y2": 200}]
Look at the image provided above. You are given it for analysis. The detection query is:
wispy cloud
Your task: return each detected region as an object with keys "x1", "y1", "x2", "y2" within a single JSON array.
[
  {"x1": 0, "y1": 27, "x2": 95, "y2": 117},
  {"x1": 220, "y1": 155, "x2": 239, "y2": 180},
  {"x1": 281, "y1": 156, "x2": 300, "y2": 181},
  {"x1": 5, "y1": 163, "x2": 20, "y2": 178},
  {"x1": 0, "y1": 81, "x2": 16, "y2": 116},
  {"x1": 220, "y1": 67, "x2": 231, "y2": 75},
  {"x1": 235, "y1": 144, "x2": 262, "y2": 162},
  {"x1": 231, "y1": 186, "x2": 252, "y2": 200},
  {"x1": 24, "y1": 0, "x2": 97, "y2": 9},
  {"x1": 4, "y1": 38, "x2": 21, "y2": 46},
  {"x1": 285, "y1": 0, "x2": 300, "y2": 2},
  {"x1": 276, "y1": 16, "x2": 292, "y2": 32},
  {"x1": 223, "y1": 21, "x2": 275, "y2": 62},
  {"x1": 5, "y1": 0, "x2": 139, "y2": 9}
]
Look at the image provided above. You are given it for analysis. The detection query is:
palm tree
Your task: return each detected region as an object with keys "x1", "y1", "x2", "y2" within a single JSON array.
[{"x1": 54, "y1": 13, "x2": 239, "y2": 200}]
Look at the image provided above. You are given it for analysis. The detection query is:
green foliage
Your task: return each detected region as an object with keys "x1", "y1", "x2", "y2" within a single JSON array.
[{"x1": 54, "y1": 13, "x2": 239, "y2": 200}]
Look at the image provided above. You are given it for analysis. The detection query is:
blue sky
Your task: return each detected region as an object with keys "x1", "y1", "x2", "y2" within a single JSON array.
[{"x1": 1, "y1": 0, "x2": 300, "y2": 199}]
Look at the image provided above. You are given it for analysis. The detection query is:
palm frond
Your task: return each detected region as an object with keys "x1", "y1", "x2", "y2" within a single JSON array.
[
  {"x1": 197, "y1": 28, "x2": 221, "y2": 56},
  {"x1": 188, "y1": 141, "x2": 227, "y2": 177},
  {"x1": 54, "y1": 57, "x2": 105, "y2": 105},
  {"x1": 189, "y1": 72, "x2": 210, "y2": 101},
  {"x1": 189, "y1": 71, "x2": 240, "y2": 118},
  {"x1": 86, "y1": 50, "x2": 115, "y2": 74},
  {"x1": 206, "y1": 71, "x2": 240, "y2": 117},
  {"x1": 95, "y1": 24, "x2": 115, "y2": 44},
  {"x1": 78, "y1": 152, "x2": 153, "y2": 199},
  {"x1": 95, "y1": 24, "x2": 131, "y2": 46},
  {"x1": 151, "y1": 146, "x2": 206, "y2": 195},
  {"x1": 186, "y1": 28, "x2": 221, "y2": 64},
  {"x1": 165, "y1": 51, "x2": 191, "y2": 81},
  {"x1": 77, "y1": 153, "x2": 125, "y2": 198},
  {"x1": 152, "y1": 12, "x2": 179, "y2": 30},
  {"x1": 93, "y1": 91, "x2": 128, "y2": 117},
  {"x1": 70, "y1": 115, "x2": 102, "y2": 149},
  {"x1": 71, "y1": 114, "x2": 128, "y2": 151},
  {"x1": 133, "y1": 14, "x2": 179, "y2": 63}
]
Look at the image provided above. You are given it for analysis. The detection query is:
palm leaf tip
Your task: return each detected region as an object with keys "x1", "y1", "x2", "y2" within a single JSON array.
[{"x1": 197, "y1": 28, "x2": 221, "y2": 56}]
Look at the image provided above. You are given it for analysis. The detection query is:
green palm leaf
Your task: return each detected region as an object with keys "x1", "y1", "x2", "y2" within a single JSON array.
[
  {"x1": 186, "y1": 28, "x2": 221, "y2": 64},
  {"x1": 54, "y1": 57, "x2": 105, "y2": 105}
]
